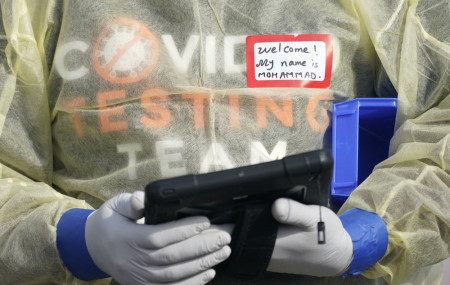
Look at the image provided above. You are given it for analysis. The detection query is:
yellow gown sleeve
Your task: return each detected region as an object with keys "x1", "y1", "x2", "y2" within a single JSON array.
[
  {"x1": 341, "y1": 1, "x2": 450, "y2": 284},
  {"x1": 0, "y1": 1, "x2": 109, "y2": 283}
]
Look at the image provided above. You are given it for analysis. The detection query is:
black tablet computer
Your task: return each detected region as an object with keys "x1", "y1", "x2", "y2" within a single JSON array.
[{"x1": 144, "y1": 149, "x2": 333, "y2": 225}]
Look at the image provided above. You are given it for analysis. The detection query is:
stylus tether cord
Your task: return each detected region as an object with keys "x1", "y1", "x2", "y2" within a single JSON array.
[
  {"x1": 318, "y1": 206, "x2": 326, "y2": 244},
  {"x1": 317, "y1": 176, "x2": 326, "y2": 244}
]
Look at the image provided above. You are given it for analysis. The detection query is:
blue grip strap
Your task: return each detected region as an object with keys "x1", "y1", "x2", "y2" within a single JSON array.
[
  {"x1": 56, "y1": 208, "x2": 109, "y2": 281},
  {"x1": 339, "y1": 208, "x2": 388, "y2": 276}
]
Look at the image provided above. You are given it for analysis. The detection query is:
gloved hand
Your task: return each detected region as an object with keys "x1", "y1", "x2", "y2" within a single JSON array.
[
  {"x1": 267, "y1": 198, "x2": 353, "y2": 276},
  {"x1": 85, "y1": 191, "x2": 232, "y2": 285}
]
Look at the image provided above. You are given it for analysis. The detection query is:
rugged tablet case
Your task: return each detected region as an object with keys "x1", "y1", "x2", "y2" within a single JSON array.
[{"x1": 145, "y1": 149, "x2": 333, "y2": 224}]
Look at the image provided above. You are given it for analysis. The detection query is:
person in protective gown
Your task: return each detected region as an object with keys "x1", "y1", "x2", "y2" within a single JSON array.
[{"x1": 0, "y1": 0, "x2": 448, "y2": 284}]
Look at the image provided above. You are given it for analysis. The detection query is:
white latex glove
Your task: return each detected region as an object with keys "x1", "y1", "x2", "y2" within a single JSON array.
[
  {"x1": 267, "y1": 198, "x2": 353, "y2": 276},
  {"x1": 85, "y1": 191, "x2": 232, "y2": 285}
]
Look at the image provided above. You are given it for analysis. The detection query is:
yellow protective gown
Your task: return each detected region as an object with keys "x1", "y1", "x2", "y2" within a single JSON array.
[
  {"x1": 340, "y1": 0, "x2": 450, "y2": 284},
  {"x1": 0, "y1": 0, "x2": 447, "y2": 285}
]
